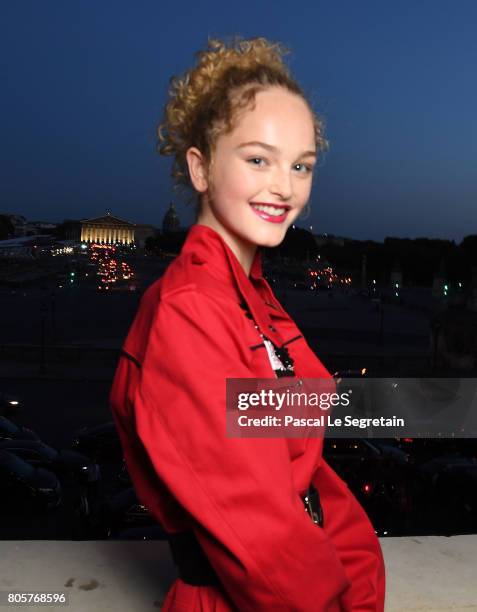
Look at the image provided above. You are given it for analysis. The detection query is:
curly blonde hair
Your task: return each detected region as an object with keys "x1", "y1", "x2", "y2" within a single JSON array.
[{"x1": 157, "y1": 36, "x2": 327, "y2": 200}]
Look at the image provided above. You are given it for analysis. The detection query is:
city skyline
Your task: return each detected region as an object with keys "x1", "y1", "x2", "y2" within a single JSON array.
[
  {"x1": 2, "y1": 1, "x2": 476, "y2": 242},
  {"x1": 4, "y1": 209, "x2": 473, "y2": 247}
]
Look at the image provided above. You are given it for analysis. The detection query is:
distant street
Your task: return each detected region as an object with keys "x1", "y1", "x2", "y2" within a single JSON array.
[{"x1": 0, "y1": 255, "x2": 432, "y2": 353}]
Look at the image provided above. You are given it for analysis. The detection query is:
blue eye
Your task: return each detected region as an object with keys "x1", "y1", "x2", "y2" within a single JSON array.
[
  {"x1": 248, "y1": 157, "x2": 266, "y2": 167},
  {"x1": 294, "y1": 163, "x2": 313, "y2": 174}
]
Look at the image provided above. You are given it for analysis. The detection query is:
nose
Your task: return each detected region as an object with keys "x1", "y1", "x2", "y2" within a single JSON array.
[{"x1": 269, "y1": 166, "x2": 292, "y2": 201}]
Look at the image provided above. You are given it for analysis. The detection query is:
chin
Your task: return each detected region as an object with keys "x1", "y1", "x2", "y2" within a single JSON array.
[{"x1": 253, "y1": 228, "x2": 288, "y2": 248}]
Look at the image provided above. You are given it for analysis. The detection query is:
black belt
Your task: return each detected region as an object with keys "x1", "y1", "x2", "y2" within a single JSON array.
[
  {"x1": 168, "y1": 530, "x2": 221, "y2": 586},
  {"x1": 168, "y1": 484, "x2": 324, "y2": 587}
]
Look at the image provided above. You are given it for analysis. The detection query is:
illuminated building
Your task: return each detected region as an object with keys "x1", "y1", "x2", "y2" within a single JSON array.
[{"x1": 80, "y1": 212, "x2": 135, "y2": 245}]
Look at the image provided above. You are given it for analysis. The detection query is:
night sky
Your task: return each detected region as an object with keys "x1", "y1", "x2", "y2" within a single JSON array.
[{"x1": 2, "y1": 1, "x2": 476, "y2": 242}]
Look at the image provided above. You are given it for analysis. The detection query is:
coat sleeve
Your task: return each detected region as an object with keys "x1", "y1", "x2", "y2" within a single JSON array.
[
  {"x1": 312, "y1": 460, "x2": 386, "y2": 612},
  {"x1": 130, "y1": 288, "x2": 351, "y2": 611}
]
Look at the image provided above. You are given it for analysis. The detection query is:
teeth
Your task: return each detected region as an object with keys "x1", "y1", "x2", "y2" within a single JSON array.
[{"x1": 251, "y1": 204, "x2": 287, "y2": 216}]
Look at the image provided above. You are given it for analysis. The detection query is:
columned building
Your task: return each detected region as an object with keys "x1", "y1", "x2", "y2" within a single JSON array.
[{"x1": 80, "y1": 213, "x2": 135, "y2": 245}]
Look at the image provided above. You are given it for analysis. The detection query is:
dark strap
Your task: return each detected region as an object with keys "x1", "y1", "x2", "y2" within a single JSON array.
[
  {"x1": 168, "y1": 531, "x2": 221, "y2": 587},
  {"x1": 168, "y1": 485, "x2": 324, "y2": 587},
  {"x1": 303, "y1": 483, "x2": 324, "y2": 528}
]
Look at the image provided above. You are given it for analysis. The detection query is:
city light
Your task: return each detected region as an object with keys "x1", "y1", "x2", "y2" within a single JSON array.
[
  {"x1": 89, "y1": 242, "x2": 134, "y2": 291},
  {"x1": 51, "y1": 246, "x2": 73, "y2": 256},
  {"x1": 303, "y1": 263, "x2": 349, "y2": 290}
]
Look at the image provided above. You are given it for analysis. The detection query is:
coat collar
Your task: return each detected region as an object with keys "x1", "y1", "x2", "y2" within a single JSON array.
[
  {"x1": 181, "y1": 224, "x2": 263, "y2": 280},
  {"x1": 180, "y1": 224, "x2": 284, "y2": 345}
]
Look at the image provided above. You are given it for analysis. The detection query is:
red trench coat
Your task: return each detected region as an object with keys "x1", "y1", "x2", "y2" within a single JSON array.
[{"x1": 109, "y1": 224, "x2": 386, "y2": 611}]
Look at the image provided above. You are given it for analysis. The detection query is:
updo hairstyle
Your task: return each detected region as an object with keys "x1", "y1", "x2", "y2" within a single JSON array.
[{"x1": 157, "y1": 36, "x2": 327, "y2": 200}]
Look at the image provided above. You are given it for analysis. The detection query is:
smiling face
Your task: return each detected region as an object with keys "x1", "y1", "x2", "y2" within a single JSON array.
[{"x1": 186, "y1": 86, "x2": 317, "y2": 273}]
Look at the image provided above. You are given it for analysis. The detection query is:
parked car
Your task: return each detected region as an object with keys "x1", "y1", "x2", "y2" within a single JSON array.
[
  {"x1": 395, "y1": 438, "x2": 463, "y2": 464},
  {"x1": 117, "y1": 458, "x2": 132, "y2": 487},
  {"x1": 0, "y1": 439, "x2": 101, "y2": 485},
  {"x1": 415, "y1": 453, "x2": 477, "y2": 534},
  {"x1": 323, "y1": 438, "x2": 381, "y2": 480},
  {"x1": 0, "y1": 450, "x2": 61, "y2": 511},
  {"x1": 434, "y1": 463, "x2": 477, "y2": 533},
  {"x1": 0, "y1": 416, "x2": 39, "y2": 442},
  {"x1": 71, "y1": 421, "x2": 122, "y2": 462},
  {"x1": 112, "y1": 524, "x2": 169, "y2": 541},
  {"x1": 454, "y1": 439, "x2": 477, "y2": 460},
  {"x1": 366, "y1": 439, "x2": 413, "y2": 466},
  {"x1": 323, "y1": 438, "x2": 415, "y2": 535},
  {"x1": 88, "y1": 487, "x2": 161, "y2": 539}
]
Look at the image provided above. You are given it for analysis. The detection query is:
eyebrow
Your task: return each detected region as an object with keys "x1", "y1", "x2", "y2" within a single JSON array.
[{"x1": 236, "y1": 141, "x2": 317, "y2": 159}]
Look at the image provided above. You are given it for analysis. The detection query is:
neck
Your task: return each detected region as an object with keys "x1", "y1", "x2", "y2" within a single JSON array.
[{"x1": 195, "y1": 212, "x2": 257, "y2": 277}]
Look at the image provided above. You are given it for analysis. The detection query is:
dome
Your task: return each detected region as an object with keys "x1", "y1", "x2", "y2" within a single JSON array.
[{"x1": 162, "y1": 202, "x2": 180, "y2": 233}]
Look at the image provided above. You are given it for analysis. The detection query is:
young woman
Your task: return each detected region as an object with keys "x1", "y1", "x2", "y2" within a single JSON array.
[{"x1": 110, "y1": 37, "x2": 386, "y2": 611}]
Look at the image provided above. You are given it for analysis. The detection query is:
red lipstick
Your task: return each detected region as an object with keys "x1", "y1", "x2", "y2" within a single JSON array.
[{"x1": 249, "y1": 202, "x2": 291, "y2": 224}]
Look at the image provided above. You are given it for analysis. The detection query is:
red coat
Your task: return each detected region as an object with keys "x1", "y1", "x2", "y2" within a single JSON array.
[{"x1": 109, "y1": 224, "x2": 386, "y2": 611}]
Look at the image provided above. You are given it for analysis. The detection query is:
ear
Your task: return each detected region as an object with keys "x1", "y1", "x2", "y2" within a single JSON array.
[{"x1": 186, "y1": 147, "x2": 209, "y2": 193}]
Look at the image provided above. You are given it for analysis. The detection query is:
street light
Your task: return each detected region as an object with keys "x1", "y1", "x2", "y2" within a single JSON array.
[
  {"x1": 50, "y1": 290, "x2": 56, "y2": 343},
  {"x1": 39, "y1": 301, "x2": 48, "y2": 375}
]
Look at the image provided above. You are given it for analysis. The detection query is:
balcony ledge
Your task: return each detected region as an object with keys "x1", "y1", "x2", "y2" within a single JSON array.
[{"x1": 0, "y1": 535, "x2": 475, "y2": 611}]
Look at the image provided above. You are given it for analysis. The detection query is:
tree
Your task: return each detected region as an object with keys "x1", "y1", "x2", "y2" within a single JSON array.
[
  {"x1": 460, "y1": 236, "x2": 477, "y2": 265},
  {"x1": 0, "y1": 215, "x2": 14, "y2": 240}
]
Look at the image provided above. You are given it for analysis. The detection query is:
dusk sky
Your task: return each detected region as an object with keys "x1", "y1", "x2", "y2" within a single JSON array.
[{"x1": 2, "y1": 1, "x2": 476, "y2": 242}]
